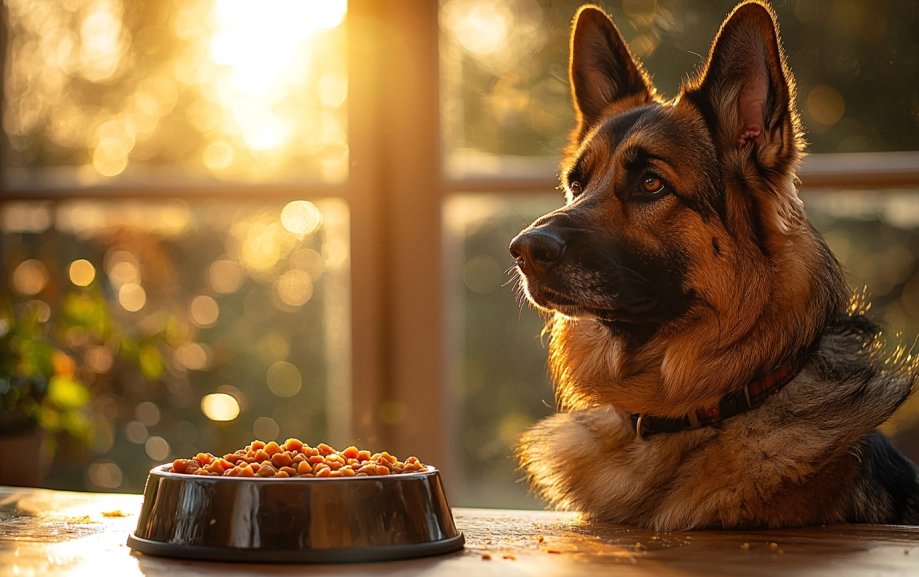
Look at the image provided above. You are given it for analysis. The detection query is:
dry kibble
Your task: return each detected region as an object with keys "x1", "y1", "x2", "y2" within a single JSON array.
[
  {"x1": 741, "y1": 543, "x2": 751, "y2": 550},
  {"x1": 481, "y1": 553, "x2": 492, "y2": 560},
  {"x1": 169, "y1": 440, "x2": 428, "y2": 478}
]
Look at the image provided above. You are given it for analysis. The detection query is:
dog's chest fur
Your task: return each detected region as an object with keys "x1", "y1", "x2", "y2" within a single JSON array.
[{"x1": 520, "y1": 317, "x2": 919, "y2": 530}]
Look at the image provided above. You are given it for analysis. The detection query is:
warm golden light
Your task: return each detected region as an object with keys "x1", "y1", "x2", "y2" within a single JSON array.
[
  {"x1": 190, "y1": 295, "x2": 220, "y2": 327},
  {"x1": 144, "y1": 436, "x2": 170, "y2": 461},
  {"x1": 277, "y1": 270, "x2": 313, "y2": 307},
  {"x1": 280, "y1": 200, "x2": 323, "y2": 235},
  {"x1": 69, "y1": 259, "x2": 97, "y2": 286},
  {"x1": 118, "y1": 282, "x2": 146, "y2": 312},
  {"x1": 266, "y1": 361, "x2": 302, "y2": 398},
  {"x1": 208, "y1": 259, "x2": 244, "y2": 293},
  {"x1": 105, "y1": 250, "x2": 141, "y2": 288},
  {"x1": 201, "y1": 392, "x2": 240, "y2": 421},
  {"x1": 11, "y1": 259, "x2": 49, "y2": 296},
  {"x1": 175, "y1": 342, "x2": 210, "y2": 371}
]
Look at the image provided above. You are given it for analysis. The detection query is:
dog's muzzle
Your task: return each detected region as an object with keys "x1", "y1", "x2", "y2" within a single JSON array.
[{"x1": 509, "y1": 226, "x2": 566, "y2": 278}]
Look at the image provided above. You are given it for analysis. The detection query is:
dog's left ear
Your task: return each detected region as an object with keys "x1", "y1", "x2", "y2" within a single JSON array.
[{"x1": 688, "y1": 1, "x2": 801, "y2": 163}]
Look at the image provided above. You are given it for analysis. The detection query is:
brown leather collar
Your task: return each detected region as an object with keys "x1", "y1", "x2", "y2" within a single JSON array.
[{"x1": 628, "y1": 354, "x2": 809, "y2": 440}]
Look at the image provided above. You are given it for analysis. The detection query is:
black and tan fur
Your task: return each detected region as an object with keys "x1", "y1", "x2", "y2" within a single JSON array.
[{"x1": 511, "y1": 1, "x2": 919, "y2": 529}]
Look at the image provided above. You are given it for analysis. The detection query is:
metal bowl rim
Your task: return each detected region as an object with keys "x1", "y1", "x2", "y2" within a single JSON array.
[{"x1": 148, "y1": 463, "x2": 440, "y2": 482}]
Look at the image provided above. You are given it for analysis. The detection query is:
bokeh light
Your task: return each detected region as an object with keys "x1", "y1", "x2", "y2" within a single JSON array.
[
  {"x1": 463, "y1": 254, "x2": 503, "y2": 294},
  {"x1": 266, "y1": 361, "x2": 302, "y2": 398},
  {"x1": 174, "y1": 342, "x2": 210, "y2": 370},
  {"x1": 11, "y1": 259, "x2": 49, "y2": 296},
  {"x1": 209, "y1": 259, "x2": 245, "y2": 293},
  {"x1": 118, "y1": 282, "x2": 146, "y2": 312},
  {"x1": 201, "y1": 392, "x2": 240, "y2": 421},
  {"x1": 256, "y1": 333, "x2": 290, "y2": 364},
  {"x1": 135, "y1": 401, "x2": 161, "y2": 427},
  {"x1": 808, "y1": 85, "x2": 846, "y2": 126},
  {"x1": 84, "y1": 346, "x2": 113, "y2": 373},
  {"x1": 125, "y1": 421, "x2": 149, "y2": 444},
  {"x1": 69, "y1": 259, "x2": 97, "y2": 286},
  {"x1": 4, "y1": 0, "x2": 349, "y2": 182},
  {"x1": 277, "y1": 270, "x2": 313, "y2": 307},
  {"x1": 253, "y1": 416, "x2": 280, "y2": 441},
  {"x1": 190, "y1": 295, "x2": 220, "y2": 327},
  {"x1": 87, "y1": 462, "x2": 123, "y2": 489},
  {"x1": 280, "y1": 200, "x2": 323, "y2": 235},
  {"x1": 144, "y1": 436, "x2": 170, "y2": 461}
]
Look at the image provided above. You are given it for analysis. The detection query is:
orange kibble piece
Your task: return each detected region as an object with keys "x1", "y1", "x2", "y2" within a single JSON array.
[
  {"x1": 308, "y1": 455, "x2": 325, "y2": 464},
  {"x1": 375, "y1": 466, "x2": 391, "y2": 476},
  {"x1": 341, "y1": 467, "x2": 356, "y2": 477},
  {"x1": 195, "y1": 453, "x2": 214, "y2": 466},
  {"x1": 342, "y1": 446, "x2": 359, "y2": 459},
  {"x1": 317, "y1": 443, "x2": 334, "y2": 455},
  {"x1": 329, "y1": 470, "x2": 344, "y2": 477},
  {"x1": 254, "y1": 450, "x2": 270, "y2": 462},
  {"x1": 224, "y1": 454, "x2": 241, "y2": 463},
  {"x1": 265, "y1": 441, "x2": 282, "y2": 455},
  {"x1": 357, "y1": 450, "x2": 371, "y2": 461},
  {"x1": 327, "y1": 461, "x2": 342, "y2": 471},
  {"x1": 274, "y1": 471, "x2": 290, "y2": 478},
  {"x1": 171, "y1": 459, "x2": 190, "y2": 474},
  {"x1": 238, "y1": 465, "x2": 255, "y2": 477},
  {"x1": 297, "y1": 461, "x2": 312, "y2": 474},
  {"x1": 250, "y1": 441, "x2": 266, "y2": 451},
  {"x1": 292, "y1": 453, "x2": 306, "y2": 463},
  {"x1": 315, "y1": 467, "x2": 331, "y2": 477},
  {"x1": 250, "y1": 463, "x2": 261, "y2": 473},
  {"x1": 257, "y1": 464, "x2": 276, "y2": 477},
  {"x1": 280, "y1": 466, "x2": 297, "y2": 476},
  {"x1": 284, "y1": 438, "x2": 303, "y2": 452},
  {"x1": 271, "y1": 453, "x2": 293, "y2": 468}
]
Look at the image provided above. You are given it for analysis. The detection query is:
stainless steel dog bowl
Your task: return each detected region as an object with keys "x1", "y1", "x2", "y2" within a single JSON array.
[{"x1": 127, "y1": 464, "x2": 464, "y2": 563}]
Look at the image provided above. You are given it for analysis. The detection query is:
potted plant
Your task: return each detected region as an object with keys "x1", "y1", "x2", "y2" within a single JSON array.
[{"x1": 0, "y1": 304, "x2": 93, "y2": 486}]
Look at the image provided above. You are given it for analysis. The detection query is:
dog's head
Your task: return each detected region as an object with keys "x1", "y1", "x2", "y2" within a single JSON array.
[{"x1": 510, "y1": 1, "x2": 847, "y2": 417}]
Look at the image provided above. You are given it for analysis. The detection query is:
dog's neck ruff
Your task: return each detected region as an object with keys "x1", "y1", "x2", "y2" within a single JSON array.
[{"x1": 628, "y1": 354, "x2": 808, "y2": 439}]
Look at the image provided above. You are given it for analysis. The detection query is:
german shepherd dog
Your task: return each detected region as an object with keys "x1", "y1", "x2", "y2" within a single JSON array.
[{"x1": 511, "y1": 1, "x2": 919, "y2": 529}]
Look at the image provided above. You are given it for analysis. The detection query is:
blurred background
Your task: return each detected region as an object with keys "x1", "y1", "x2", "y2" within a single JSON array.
[{"x1": 1, "y1": 0, "x2": 918, "y2": 508}]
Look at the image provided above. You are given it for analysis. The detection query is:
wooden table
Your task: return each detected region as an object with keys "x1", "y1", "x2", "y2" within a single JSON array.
[{"x1": 2, "y1": 486, "x2": 918, "y2": 576}]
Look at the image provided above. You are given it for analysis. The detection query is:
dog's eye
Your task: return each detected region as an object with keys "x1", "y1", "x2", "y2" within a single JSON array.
[
  {"x1": 641, "y1": 175, "x2": 664, "y2": 194},
  {"x1": 569, "y1": 181, "x2": 582, "y2": 195}
]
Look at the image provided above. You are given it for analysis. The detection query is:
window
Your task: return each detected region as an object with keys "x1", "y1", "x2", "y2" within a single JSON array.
[
  {"x1": 2, "y1": 0, "x2": 918, "y2": 504},
  {"x1": 1, "y1": 0, "x2": 352, "y2": 491}
]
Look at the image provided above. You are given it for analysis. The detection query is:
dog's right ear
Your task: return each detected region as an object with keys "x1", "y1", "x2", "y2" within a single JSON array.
[{"x1": 569, "y1": 6, "x2": 654, "y2": 137}]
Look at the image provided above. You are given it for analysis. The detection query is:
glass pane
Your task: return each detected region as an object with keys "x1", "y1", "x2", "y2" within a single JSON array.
[
  {"x1": 440, "y1": 0, "x2": 919, "y2": 178},
  {"x1": 445, "y1": 189, "x2": 919, "y2": 508},
  {"x1": 444, "y1": 193, "x2": 557, "y2": 508},
  {"x1": 1, "y1": 198, "x2": 351, "y2": 491},
  {"x1": 3, "y1": 0, "x2": 348, "y2": 187}
]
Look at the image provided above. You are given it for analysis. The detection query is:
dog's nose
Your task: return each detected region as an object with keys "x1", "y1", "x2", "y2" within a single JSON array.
[{"x1": 510, "y1": 228, "x2": 566, "y2": 276}]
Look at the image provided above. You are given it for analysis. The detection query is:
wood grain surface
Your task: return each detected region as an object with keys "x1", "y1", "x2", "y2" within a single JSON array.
[{"x1": 2, "y1": 486, "x2": 918, "y2": 576}]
